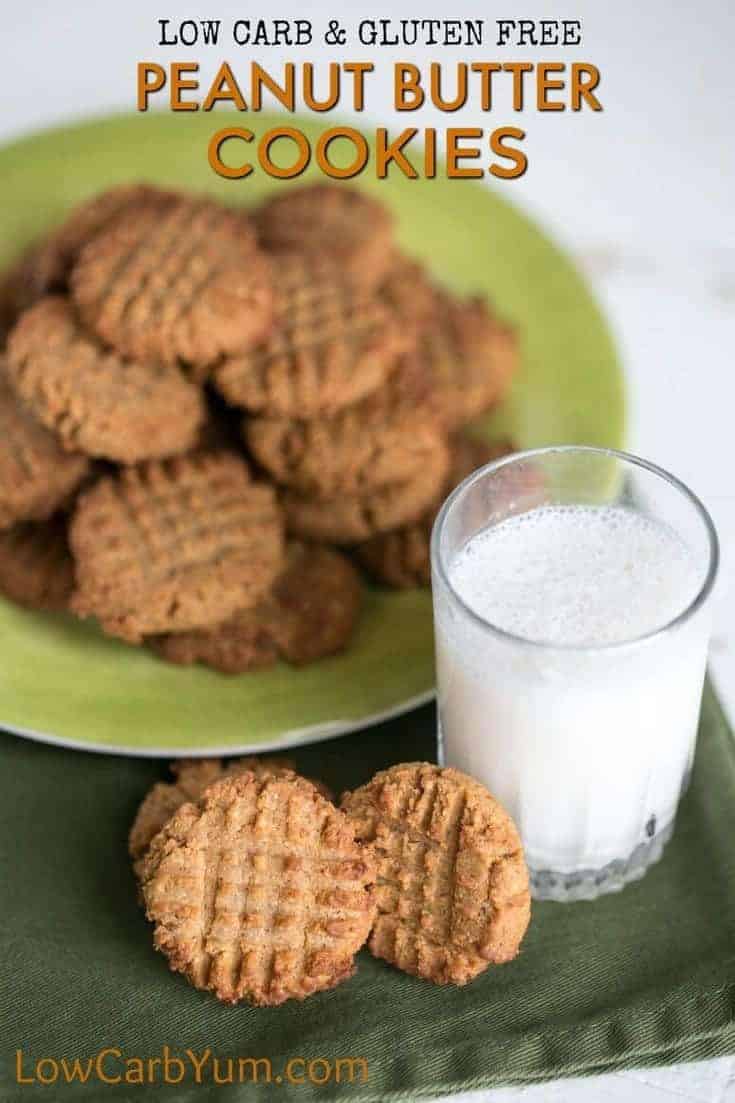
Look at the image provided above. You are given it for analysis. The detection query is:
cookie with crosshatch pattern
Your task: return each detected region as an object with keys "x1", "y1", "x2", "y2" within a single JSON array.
[
  {"x1": 341, "y1": 762, "x2": 530, "y2": 986},
  {"x1": 70, "y1": 195, "x2": 272, "y2": 374},
  {"x1": 6, "y1": 296, "x2": 205, "y2": 464},
  {"x1": 140, "y1": 771, "x2": 376, "y2": 1005},
  {"x1": 152, "y1": 542, "x2": 362, "y2": 673},
  {"x1": 244, "y1": 356, "x2": 444, "y2": 498},
  {"x1": 214, "y1": 252, "x2": 407, "y2": 419},
  {"x1": 281, "y1": 437, "x2": 449, "y2": 545},
  {"x1": 128, "y1": 755, "x2": 333, "y2": 882},
  {"x1": 69, "y1": 451, "x2": 284, "y2": 643}
]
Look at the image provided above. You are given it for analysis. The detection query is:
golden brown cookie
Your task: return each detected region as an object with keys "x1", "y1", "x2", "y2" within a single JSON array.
[
  {"x1": 0, "y1": 373, "x2": 90, "y2": 530},
  {"x1": 256, "y1": 184, "x2": 394, "y2": 291},
  {"x1": 140, "y1": 772, "x2": 376, "y2": 1005},
  {"x1": 70, "y1": 196, "x2": 272, "y2": 374},
  {"x1": 341, "y1": 762, "x2": 531, "y2": 986},
  {"x1": 244, "y1": 361, "x2": 442, "y2": 498},
  {"x1": 282, "y1": 439, "x2": 450, "y2": 545},
  {"x1": 10, "y1": 185, "x2": 179, "y2": 308},
  {"x1": 0, "y1": 515, "x2": 74, "y2": 611},
  {"x1": 153, "y1": 543, "x2": 362, "y2": 674},
  {"x1": 69, "y1": 451, "x2": 284, "y2": 643},
  {"x1": 6, "y1": 297, "x2": 205, "y2": 463},
  {"x1": 214, "y1": 253, "x2": 407, "y2": 419},
  {"x1": 129, "y1": 755, "x2": 333, "y2": 881},
  {"x1": 355, "y1": 437, "x2": 514, "y2": 588}
]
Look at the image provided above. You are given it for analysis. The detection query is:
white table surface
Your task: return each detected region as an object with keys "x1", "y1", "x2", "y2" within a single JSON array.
[{"x1": 3, "y1": 1, "x2": 734, "y2": 1099}]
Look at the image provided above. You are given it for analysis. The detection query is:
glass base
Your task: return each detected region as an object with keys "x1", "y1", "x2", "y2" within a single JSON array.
[{"x1": 529, "y1": 818, "x2": 675, "y2": 902}]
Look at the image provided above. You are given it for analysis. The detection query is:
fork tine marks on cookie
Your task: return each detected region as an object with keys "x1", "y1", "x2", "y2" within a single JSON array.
[
  {"x1": 151, "y1": 543, "x2": 362, "y2": 674},
  {"x1": 140, "y1": 773, "x2": 376, "y2": 1006},
  {"x1": 70, "y1": 197, "x2": 273, "y2": 373},
  {"x1": 215, "y1": 253, "x2": 407, "y2": 420},
  {"x1": 69, "y1": 451, "x2": 285, "y2": 643},
  {"x1": 129, "y1": 755, "x2": 332, "y2": 884},
  {"x1": 6, "y1": 296, "x2": 206, "y2": 463},
  {"x1": 281, "y1": 439, "x2": 450, "y2": 545},
  {"x1": 341, "y1": 763, "x2": 531, "y2": 986}
]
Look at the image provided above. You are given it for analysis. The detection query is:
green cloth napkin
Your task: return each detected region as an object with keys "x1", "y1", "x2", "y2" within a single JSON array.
[{"x1": 1, "y1": 681, "x2": 733, "y2": 1102}]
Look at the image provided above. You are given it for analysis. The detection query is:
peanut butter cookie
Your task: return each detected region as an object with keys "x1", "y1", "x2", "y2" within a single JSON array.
[
  {"x1": 129, "y1": 756, "x2": 333, "y2": 881},
  {"x1": 70, "y1": 196, "x2": 272, "y2": 374},
  {"x1": 341, "y1": 762, "x2": 531, "y2": 986},
  {"x1": 153, "y1": 542, "x2": 361, "y2": 674},
  {"x1": 214, "y1": 253, "x2": 406, "y2": 418},
  {"x1": 244, "y1": 360, "x2": 442, "y2": 498},
  {"x1": 69, "y1": 451, "x2": 284, "y2": 643},
  {"x1": 282, "y1": 438, "x2": 450, "y2": 545},
  {"x1": 140, "y1": 772, "x2": 376, "y2": 1005},
  {"x1": 6, "y1": 297, "x2": 205, "y2": 463}
]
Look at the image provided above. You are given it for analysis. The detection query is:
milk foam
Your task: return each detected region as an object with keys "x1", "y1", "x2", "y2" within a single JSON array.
[{"x1": 448, "y1": 505, "x2": 702, "y2": 646}]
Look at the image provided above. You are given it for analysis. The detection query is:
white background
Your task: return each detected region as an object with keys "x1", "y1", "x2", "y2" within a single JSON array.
[{"x1": 3, "y1": 2, "x2": 734, "y2": 1099}]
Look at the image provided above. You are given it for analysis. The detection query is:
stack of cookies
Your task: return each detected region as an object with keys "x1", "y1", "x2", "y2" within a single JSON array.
[
  {"x1": 0, "y1": 182, "x2": 518, "y2": 671},
  {"x1": 130, "y1": 756, "x2": 531, "y2": 1005}
]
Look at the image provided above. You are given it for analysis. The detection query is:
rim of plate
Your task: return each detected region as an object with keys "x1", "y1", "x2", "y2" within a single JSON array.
[{"x1": 0, "y1": 690, "x2": 435, "y2": 758}]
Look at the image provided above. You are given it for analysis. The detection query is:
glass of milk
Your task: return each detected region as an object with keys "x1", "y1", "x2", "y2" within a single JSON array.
[{"x1": 431, "y1": 446, "x2": 718, "y2": 901}]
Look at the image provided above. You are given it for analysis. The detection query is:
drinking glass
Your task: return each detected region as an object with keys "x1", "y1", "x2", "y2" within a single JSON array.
[{"x1": 431, "y1": 446, "x2": 719, "y2": 901}]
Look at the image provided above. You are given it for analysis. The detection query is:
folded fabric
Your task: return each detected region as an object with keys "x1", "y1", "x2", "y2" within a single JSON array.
[{"x1": 0, "y1": 680, "x2": 733, "y2": 1101}]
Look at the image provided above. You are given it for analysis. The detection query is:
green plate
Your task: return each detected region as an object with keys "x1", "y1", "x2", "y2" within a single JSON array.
[{"x1": 0, "y1": 112, "x2": 624, "y2": 755}]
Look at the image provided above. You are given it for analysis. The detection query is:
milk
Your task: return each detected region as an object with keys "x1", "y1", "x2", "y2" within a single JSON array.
[{"x1": 434, "y1": 504, "x2": 712, "y2": 898}]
